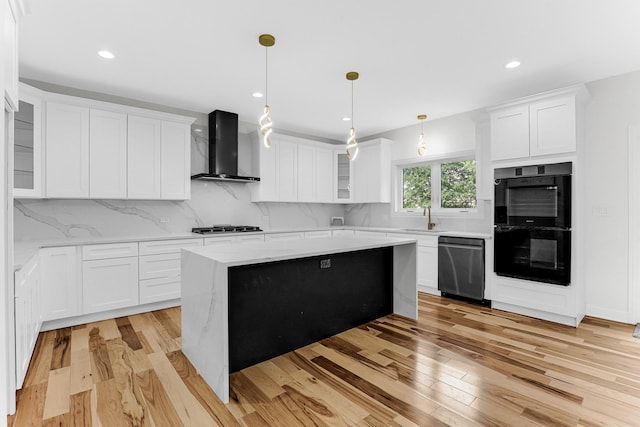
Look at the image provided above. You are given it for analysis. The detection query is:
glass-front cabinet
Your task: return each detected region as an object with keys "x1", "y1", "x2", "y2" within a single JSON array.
[
  {"x1": 13, "y1": 85, "x2": 43, "y2": 198},
  {"x1": 334, "y1": 150, "x2": 352, "y2": 202}
]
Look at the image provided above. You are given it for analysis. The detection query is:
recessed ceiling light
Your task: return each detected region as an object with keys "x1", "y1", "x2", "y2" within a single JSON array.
[
  {"x1": 505, "y1": 60, "x2": 521, "y2": 69},
  {"x1": 98, "y1": 50, "x2": 115, "y2": 59},
  {"x1": 194, "y1": 128, "x2": 203, "y2": 133},
  {"x1": 342, "y1": 117, "x2": 351, "y2": 122},
  {"x1": 252, "y1": 91, "x2": 264, "y2": 98}
]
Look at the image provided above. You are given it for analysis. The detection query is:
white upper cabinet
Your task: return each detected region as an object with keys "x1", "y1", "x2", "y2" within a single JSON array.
[
  {"x1": 127, "y1": 115, "x2": 162, "y2": 199},
  {"x1": 490, "y1": 105, "x2": 529, "y2": 161},
  {"x1": 489, "y1": 85, "x2": 586, "y2": 162},
  {"x1": 334, "y1": 150, "x2": 353, "y2": 202},
  {"x1": 45, "y1": 102, "x2": 90, "y2": 198},
  {"x1": 277, "y1": 138, "x2": 298, "y2": 202},
  {"x1": 13, "y1": 85, "x2": 43, "y2": 198},
  {"x1": 4, "y1": 0, "x2": 20, "y2": 110},
  {"x1": 352, "y1": 138, "x2": 391, "y2": 203},
  {"x1": 90, "y1": 109, "x2": 127, "y2": 198},
  {"x1": 161, "y1": 121, "x2": 190, "y2": 199},
  {"x1": 314, "y1": 146, "x2": 333, "y2": 203},
  {"x1": 297, "y1": 144, "x2": 315, "y2": 202},
  {"x1": 529, "y1": 95, "x2": 576, "y2": 157}
]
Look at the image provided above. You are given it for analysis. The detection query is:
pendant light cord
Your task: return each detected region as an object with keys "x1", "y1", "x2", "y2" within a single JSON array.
[
  {"x1": 265, "y1": 48, "x2": 269, "y2": 105},
  {"x1": 351, "y1": 80, "x2": 354, "y2": 128}
]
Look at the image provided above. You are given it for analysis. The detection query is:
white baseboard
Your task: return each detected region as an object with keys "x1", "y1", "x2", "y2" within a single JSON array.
[
  {"x1": 492, "y1": 301, "x2": 583, "y2": 327},
  {"x1": 586, "y1": 304, "x2": 634, "y2": 325},
  {"x1": 41, "y1": 299, "x2": 181, "y2": 331}
]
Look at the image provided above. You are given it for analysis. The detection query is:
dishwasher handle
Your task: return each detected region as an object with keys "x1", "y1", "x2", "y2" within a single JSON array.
[{"x1": 439, "y1": 243, "x2": 484, "y2": 251}]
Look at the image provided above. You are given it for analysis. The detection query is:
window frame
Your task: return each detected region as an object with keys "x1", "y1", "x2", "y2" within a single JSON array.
[{"x1": 393, "y1": 150, "x2": 479, "y2": 217}]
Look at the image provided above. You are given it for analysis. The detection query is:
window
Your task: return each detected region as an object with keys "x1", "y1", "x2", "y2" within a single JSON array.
[
  {"x1": 397, "y1": 154, "x2": 477, "y2": 214},
  {"x1": 441, "y1": 160, "x2": 477, "y2": 209}
]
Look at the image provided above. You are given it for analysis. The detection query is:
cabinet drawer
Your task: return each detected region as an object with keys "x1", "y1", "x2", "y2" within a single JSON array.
[
  {"x1": 204, "y1": 236, "x2": 238, "y2": 246},
  {"x1": 139, "y1": 238, "x2": 203, "y2": 255},
  {"x1": 264, "y1": 232, "x2": 304, "y2": 241},
  {"x1": 82, "y1": 242, "x2": 138, "y2": 260},
  {"x1": 354, "y1": 230, "x2": 384, "y2": 237},
  {"x1": 237, "y1": 234, "x2": 265, "y2": 243},
  {"x1": 140, "y1": 277, "x2": 180, "y2": 304},
  {"x1": 416, "y1": 236, "x2": 438, "y2": 247},
  {"x1": 304, "y1": 230, "x2": 332, "y2": 238},
  {"x1": 331, "y1": 229, "x2": 355, "y2": 237},
  {"x1": 139, "y1": 253, "x2": 180, "y2": 280}
]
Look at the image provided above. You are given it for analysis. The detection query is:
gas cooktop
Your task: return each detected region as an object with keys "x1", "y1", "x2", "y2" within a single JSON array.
[{"x1": 191, "y1": 225, "x2": 263, "y2": 234}]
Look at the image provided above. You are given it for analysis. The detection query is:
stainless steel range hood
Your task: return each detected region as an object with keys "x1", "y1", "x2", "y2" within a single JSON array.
[{"x1": 191, "y1": 110, "x2": 260, "y2": 182}]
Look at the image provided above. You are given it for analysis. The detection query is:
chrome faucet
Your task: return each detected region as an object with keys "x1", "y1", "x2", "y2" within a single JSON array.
[{"x1": 423, "y1": 206, "x2": 436, "y2": 230}]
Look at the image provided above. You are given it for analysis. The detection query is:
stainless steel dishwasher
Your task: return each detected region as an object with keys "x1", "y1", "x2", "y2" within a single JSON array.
[{"x1": 438, "y1": 236, "x2": 486, "y2": 301}]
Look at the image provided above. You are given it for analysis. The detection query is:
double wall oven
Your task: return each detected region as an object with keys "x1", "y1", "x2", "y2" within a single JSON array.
[{"x1": 494, "y1": 162, "x2": 572, "y2": 286}]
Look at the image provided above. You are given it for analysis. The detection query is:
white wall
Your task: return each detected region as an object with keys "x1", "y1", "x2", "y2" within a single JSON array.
[
  {"x1": 584, "y1": 70, "x2": 640, "y2": 322},
  {"x1": 346, "y1": 110, "x2": 492, "y2": 233}
]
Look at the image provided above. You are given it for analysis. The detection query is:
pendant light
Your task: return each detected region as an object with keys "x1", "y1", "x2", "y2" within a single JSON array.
[
  {"x1": 345, "y1": 71, "x2": 360, "y2": 161},
  {"x1": 417, "y1": 114, "x2": 427, "y2": 156},
  {"x1": 258, "y1": 34, "x2": 275, "y2": 148}
]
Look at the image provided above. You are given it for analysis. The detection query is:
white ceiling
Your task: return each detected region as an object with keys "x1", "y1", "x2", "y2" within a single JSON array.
[{"x1": 19, "y1": 0, "x2": 640, "y2": 141}]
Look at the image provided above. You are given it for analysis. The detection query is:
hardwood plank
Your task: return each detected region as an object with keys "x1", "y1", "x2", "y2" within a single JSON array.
[
  {"x1": 10, "y1": 382, "x2": 47, "y2": 426},
  {"x1": 106, "y1": 338, "x2": 146, "y2": 425},
  {"x1": 42, "y1": 367, "x2": 71, "y2": 419},
  {"x1": 116, "y1": 316, "x2": 143, "y2": 351},
  {"x1": 24, "y1": 330, "x2": 56, "y2": 387},
  {"x1": 133, "y1": 369, "x2": 183, "y2": 427},
  {"x1": 70, "y1": 390, "x2": 92, "y2": 427},
  {"x1": 50, "y1": 327, "x2": 72, "y2": 370},
  {"x1": 151, "y1": 310, "x2": 180, "y2": 340},
  {"x1": 88, "y1": 327, "x2": 113, "y2": 383},
  {"x1": 94, "y1": 378, "x2": 137, "y2": 427},
  {"x1": 147, "y1": 351, "x2": 213, "y2": 425},
  {"x1": 70, "y1": 327, "x2": 93, "y2": 394}
]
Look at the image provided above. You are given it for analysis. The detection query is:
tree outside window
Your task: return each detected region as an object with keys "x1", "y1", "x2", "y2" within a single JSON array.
[
  {"x1": 441, "y1": 160, "x2": 477, "y2": 209},
  {"x1": 402, "y1": 165, "x2": 431, "y2": 208}
]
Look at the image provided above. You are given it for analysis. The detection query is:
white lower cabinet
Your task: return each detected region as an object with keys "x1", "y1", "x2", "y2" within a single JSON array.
[
  {"x1": 83, "y1": 256, "x2": 139, "y2": 314},
  {"x1": 354, "y1": 230, "x2": 384, "y2": 237},
  {"x1": 139, "y1": 238, "x2": 203, "y2": 303},
  {"x1": 332, "y1": 229, "x2": 355, "y2": 237},
  {"x1": 265, "y1": 232, "x2": 304, "y2": 241},
  {"x1": 304, "y1": 230, "x2": 332, "y2": 239},
  {"x1": 40, "y1": 246, "x2": 80, "y2": 321},
  {"x1": 14, "y1": 254, "x2": 41, "y2": 389},
  {"x1": 417, "y1": 239, "x2": 439, "y2": 295}
]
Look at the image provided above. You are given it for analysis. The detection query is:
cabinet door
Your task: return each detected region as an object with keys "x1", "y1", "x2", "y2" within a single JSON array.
[
  {"x1": 161, "y1": 121, "x2": 190, "y2": 199},
  {"x1": 128, "y1": 115, "x2": 161, "y2": 199},
  {"x1": 45, "y1": 103, "x2": 90, "y2": 197},
  {"x1": 529, "y1": 95, "x2": 576, "y2": 156},
  {"x1": 14, "y1": 90, "x2": 43, "y2": 198},
  {"x1": 490, "y1": 105, "x2": 529, "y2": 161},
  {"x1": 256, "y1": 136, "x2": 277, "y2": 201},
  {"x1": 83, "y1": 257, "x2": 139, "y2": 314},
  {"x1": 90, "y1": 109, "x2": 127, "y2": 198},
  {"x1": 297, "y1": 144, "x2": 315, "y2": 202},
  {"x1": 4, "y1": 0, "x2": 19, "y2": 110},
  {"x1": 417, "y1": 245, "x2": 438, "y2": 293},
  {"x1": 353, "y1": 145, "x2": 374, "y2": 203},
  {"x1": 14, "y1": 268, "x2": 28, "y2": 388},
  {"x1": 40, "y1": 246, "x2": 79, "y2": 321},
  {"x1": 314, "y1": 146, "x2": 333, "y2": 203},
  {"x1": 278, "y1": 140, "x2": 298, "y2": 202},
  {"x1": 334, "y1": 151, "x2": 352, "y2": 202}
]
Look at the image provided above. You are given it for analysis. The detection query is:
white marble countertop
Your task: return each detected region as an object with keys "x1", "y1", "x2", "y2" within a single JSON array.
[
  {"x1": 13, "y1": 226, "x2": 490, "y2": 270},
  {"x1": 184, "y1": 235, "x2": 417, "y2": 266}
]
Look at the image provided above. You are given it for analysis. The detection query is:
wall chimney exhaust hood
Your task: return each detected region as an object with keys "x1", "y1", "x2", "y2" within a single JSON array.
[{"x1": 191, "y1": 110, "x2": 260, "y2": 182}]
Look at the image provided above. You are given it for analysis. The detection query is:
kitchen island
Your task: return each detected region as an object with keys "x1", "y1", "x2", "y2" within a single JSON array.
[{"x1": 181, "y1": 235, "x2": 417, "y2": 403}]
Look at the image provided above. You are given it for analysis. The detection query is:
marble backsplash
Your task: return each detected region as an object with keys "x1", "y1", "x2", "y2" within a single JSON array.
[{"x1": 14, "y1": 180, "x2": 345, "y2": 241}]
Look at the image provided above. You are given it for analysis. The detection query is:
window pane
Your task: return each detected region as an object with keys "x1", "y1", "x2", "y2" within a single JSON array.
[
  {"x1": 402, "y1": 165, "x2": 431, "y2": 208},
  {"x1": 441, "y1": 160, "x2": 477, "y2": 208}
]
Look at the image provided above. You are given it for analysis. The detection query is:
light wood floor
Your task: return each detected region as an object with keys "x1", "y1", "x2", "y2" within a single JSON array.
[{"x1": 8, "y1": 293, "x2": 640, "y2": 426}]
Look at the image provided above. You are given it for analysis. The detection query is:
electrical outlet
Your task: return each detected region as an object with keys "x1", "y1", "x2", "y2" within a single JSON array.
[
  {"x1": 320, "y1": 259, "x2": 331, "y2": 269},
  {"x1": 160, "y1": 217, "x2": 170, "y2": 223}
]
